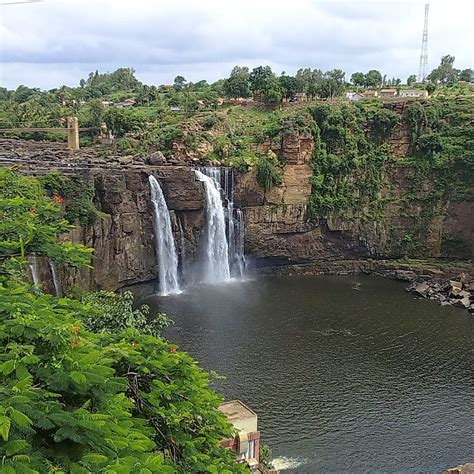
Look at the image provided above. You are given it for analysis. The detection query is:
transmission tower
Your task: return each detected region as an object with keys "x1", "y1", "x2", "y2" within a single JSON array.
[{"x1": 418, "y1": 4, "x2": 429, "y2": 83}]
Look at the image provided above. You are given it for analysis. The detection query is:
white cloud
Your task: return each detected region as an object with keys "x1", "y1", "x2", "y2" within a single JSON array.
[{"x1": 0, "y1": 0, "x2": 472, "y2": 89}]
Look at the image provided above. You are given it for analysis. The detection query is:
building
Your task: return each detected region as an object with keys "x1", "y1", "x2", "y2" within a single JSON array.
[
  {"x1": 362, "y1": 90, "x2": 378, "y2": 98},
  {"x1": 379, "y1": 88, "x2": 398, "y2": 98},
  {"x1": 399, "y1": 89, "x2": 429, "y2": 98},
  {"x1": 219, "y1": 400, "x2": 260, "y2": 470},
  {"x1": 346, "y1": 91, "x2": 364, "y2": 101},
  {"x1": 115, "y1": 98, "x2": 136, "y2": 108}
]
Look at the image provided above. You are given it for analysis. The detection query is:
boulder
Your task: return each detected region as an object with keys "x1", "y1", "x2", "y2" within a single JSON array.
[
  {"x1": 146, "y1": 151, "x2": 167, "y2": 165},
  {"x1": 413, "y1": 282, "x2": 430, "y2": 296},
  {"x1": 455, "y1": 296, "x2": 471, "y2": 309},
  {"x1": 394, "y1": 270, "x2": 416, "y2": 281}
]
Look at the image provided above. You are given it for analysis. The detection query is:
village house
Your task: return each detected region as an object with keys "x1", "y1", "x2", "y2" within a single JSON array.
[
  {"x1": 399, "y1": 89, "x2": 429, "y2": 98},
  {"x1": 346, "y1": 91, "x2": 364, "y2": 101},
  {"x1": 362, "y1": 90, "x2": 378, "y2": 98},
  {"x1": 379, "y1": 88, "x2": 398, "y2": 98},
  {"x1": 219, "y1": 400, "x2": 260, "y2": 470},
  {"x1": 115, "y1": 98, "x2": 136, "y2": 108}
]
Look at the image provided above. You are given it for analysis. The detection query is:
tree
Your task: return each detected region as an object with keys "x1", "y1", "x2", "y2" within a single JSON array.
[
  {"x1": 223, "y1": 66, "x2": 250, "y2": 98},
  {"x1": 427, "y1": 55, "x2": 459, "y2": 84},
  {"x1": 407, "y1": 74, "x2": 417, "y2": 86},
  {"x1": 459, "y1": 68, "x2": 473, "y2": 82},
  {"x1": 110, "y1": 67, "x2": 141, "y2": 90},
  {"x1": 365, "y1": 70, "x2": 383, "y2": 88},
  {"x1": 249, "y1": 66, "x2": 274, "y2": 95},
  {"x1": 173, "y1": 75, "x2": 187, "y2": 91},
  {"x1": 279, "y1": 73, "x2": 298, "y2": 100},
  {"x1": 318, "y1": 69, "x2": 345, "y2": 99},
  {"x1": 351, "y1": 72, "x2": 366, "y2": 87}
]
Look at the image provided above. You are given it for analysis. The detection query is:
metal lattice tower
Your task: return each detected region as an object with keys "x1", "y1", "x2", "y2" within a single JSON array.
[{"x1": 418, "y1": 4, "x2": 429, "y2": 82}]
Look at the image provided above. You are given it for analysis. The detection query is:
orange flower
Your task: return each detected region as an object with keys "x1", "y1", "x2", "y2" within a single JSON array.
[
  {"x1": 71, "y1": 340, "x2": 78, "y2": 349},
  {"x1": 70, "y1": 325, "x2": 80, "y2": 335},
  {"x1": 169, "y1": 347, "x2": 176, "y2": 353},
  {"x1": 29, "y1": 208, "x2": 37, "y2": 216},
  {"x1": 52, "y1": 195, "x2": 65, "y2": 204}
]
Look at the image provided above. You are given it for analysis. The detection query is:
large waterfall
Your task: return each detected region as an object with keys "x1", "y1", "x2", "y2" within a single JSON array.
[
  {"x1": 195, "y1": 167, "x2": 246, "y2": 282},
  {"x1": 148, "y1": 175, "x2": 181, "y2": 295},
  {"x1": 194, "y1": 170, "x2": 231, "y2": 282}
]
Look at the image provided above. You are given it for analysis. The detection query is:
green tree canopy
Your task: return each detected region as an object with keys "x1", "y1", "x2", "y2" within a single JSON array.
[
  {"x1": 223, "y1": 66, "x2": 250, "y2": 98},
  {"x1": 427, "y1": 55, "x2": 459, "y2": 84}
]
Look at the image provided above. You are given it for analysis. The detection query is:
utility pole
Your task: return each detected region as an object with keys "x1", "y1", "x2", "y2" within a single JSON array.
[
  {"x1": 67, "y1": 116, "x2": 80, "y2": 150},
  {"x1": 418, "y1": 4, "x2": 429, "y2": 83}
]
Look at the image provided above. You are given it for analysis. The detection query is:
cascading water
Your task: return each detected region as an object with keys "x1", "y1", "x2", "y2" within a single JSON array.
[
  {"x1": 177, "y1": 216, "x2": 187, "y2": 279},
  {"x1": 194, "y1": 170, "x2": 231, "y2": 283},
  {"x1": 195, "y1": 167, "x2": 246, "y2": 282},
  {"x1": 49, "y1": 260, "x2": 62, "y2": 297},
  {"x1": 148, "y1": 175, "x2": 181, "y2": 295},
  {"x1": 28, "y1": 255, "x2": 40, "y2": 286}
]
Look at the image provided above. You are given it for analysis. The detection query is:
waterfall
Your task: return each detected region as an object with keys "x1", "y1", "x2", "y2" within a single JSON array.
[
  {"x1": 233, "y1": 208, "x2": 246, "y2": 278},
  {"x1": 194, "y1": 170, "x2": 231, "y2": 283},
  {"x1": 148, "y1": 175, "x2": 181, "y2": 295},
  {"x1": 195, "y1": 167, "x2": 246, "y2": 282},
  {"x1": 49, "y1": 260, "x2": 62, "y2": 297},
  {"x1": 178, "y1": 216, "x2": 187, "y2": 279},
  {"x1": 28, "y1": 255, "x2": 40, "y2": 286}
]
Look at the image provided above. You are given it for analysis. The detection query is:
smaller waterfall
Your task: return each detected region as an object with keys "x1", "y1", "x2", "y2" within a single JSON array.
[
  {"x1": 49, "y1": 260, "x2": 62, "y2": 297},
  {"x1": 178, "y1": 216, "x2": 187, "y2": 279},
  {"x1": 194, "y1": 170, "x2": 231, "y2": 283},
  {"x1": 149, "y1": 175, "x2": 181, "y2": 295},
  {"x1": 28, "y1": 255, "x2": 40, "y2": 286},
  {"x1": 232, "y1": 209, "x2": 246, "y2": 278}
]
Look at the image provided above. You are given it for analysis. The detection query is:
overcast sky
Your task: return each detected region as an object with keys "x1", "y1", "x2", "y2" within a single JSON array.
[{"x1": 1, "y1": 0, "x2": 472, "y2": 90}]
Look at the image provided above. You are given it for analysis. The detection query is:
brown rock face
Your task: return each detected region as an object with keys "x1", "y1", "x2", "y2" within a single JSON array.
[
  {"x1": 62, "y1": 167, "x2": 205, "y2": 291},
  {"x1": 2, "y1": 135, "x2": 472, "y2": 292}
]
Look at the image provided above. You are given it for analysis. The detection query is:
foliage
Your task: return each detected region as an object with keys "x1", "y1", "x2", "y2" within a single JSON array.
[
  {"x1": 406, "y1": 74, "x2": 417, "y2": 86},
  {"x1": 366, "y1": 107, "x2": 399, "y2": 142},
  {"x1": 308, "y1": 102, "x2": 392, "y2": 220},
  {"x1": 41, "y1": 172, "x2": 101, "y2": 226},
  {"x1": 259, "y1": 445, "x2": 273, "y2": 470},
  {"x1": 80, "y1": 290, "x2": 171, "y2": 337},
  {"x1": 249, "y1": 66, "x2": 283, "y2": 104},
  {"x1": 255, "y1": 151, "x2": 283, "y2": 190},
  {"x1": 223, "y1": 66, "x2": 250, "y2": 99},
  {"x1": 104, "y1": 108, "x2": 147, "y2": 138},
  {"x1": 427, "y1": 55, "x2": 459, "y2": 84},
  {"x1": 0, "y1": 168, "x2": 92, "y2": 273},
  {"x1": 0, "y1": 284, "x2": 245, "y2": 473}
]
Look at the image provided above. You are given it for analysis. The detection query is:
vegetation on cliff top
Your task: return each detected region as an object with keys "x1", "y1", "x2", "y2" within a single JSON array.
[{"x1": 0, "y1": 168, "x2": 247, "y2": 472}]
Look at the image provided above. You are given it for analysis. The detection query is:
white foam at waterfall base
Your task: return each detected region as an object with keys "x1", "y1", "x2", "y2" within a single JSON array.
[
  {"x1": 148, "y1": 175, "x2": 181, "y2": 296},
  {"x1": 194, "y1": 170, "x2": 231, "y2": 283},
  {"x1": 271, "y1": 456, "x2": 308, "y2": 472}
]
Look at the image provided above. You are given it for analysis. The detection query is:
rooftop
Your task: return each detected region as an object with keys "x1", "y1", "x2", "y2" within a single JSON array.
[{"x1": 219, "y1": 400, "x2": 257, "y2": 423}]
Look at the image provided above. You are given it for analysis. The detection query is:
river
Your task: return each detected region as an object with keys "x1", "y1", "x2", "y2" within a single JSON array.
[{"x1": 132, "y1": 274, "x2": 474, "y2": 473}]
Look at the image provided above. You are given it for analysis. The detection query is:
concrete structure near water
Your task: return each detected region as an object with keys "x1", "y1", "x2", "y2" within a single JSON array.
[{"x1": 219, "y1": 400, "x2": 261, "y2": 470}]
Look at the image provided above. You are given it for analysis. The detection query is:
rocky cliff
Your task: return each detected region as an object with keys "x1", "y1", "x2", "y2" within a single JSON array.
[{"x1": 1, "y1": 99, "x2": 472, "y2": 293}]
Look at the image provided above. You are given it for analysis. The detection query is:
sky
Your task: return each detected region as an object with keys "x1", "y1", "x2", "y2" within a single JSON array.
[{"x1": 0, "y1": 0, "x2": 473, "y2": 90}]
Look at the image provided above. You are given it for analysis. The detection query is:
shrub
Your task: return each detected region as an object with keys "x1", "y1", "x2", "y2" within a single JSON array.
[
  {"x1": 256, "y1": 151, "x2": 283, "y2": 190},
  {"x1": 80, "y1": 290, "x2": 171, "y2": 337}
]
